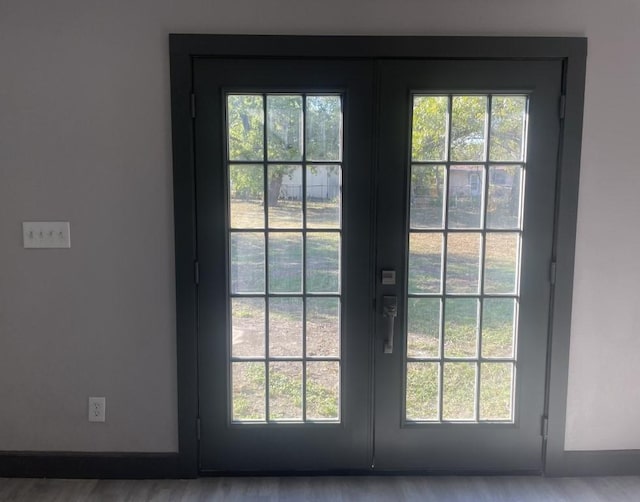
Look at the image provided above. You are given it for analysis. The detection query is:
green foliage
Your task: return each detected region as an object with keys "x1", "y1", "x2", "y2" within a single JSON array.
[
  {"x1": 228, "y1": 94, "x2": 342, "y2": 206},
  {"x1": 451, "y1": 96, "x2": 487, "y2": 161},
  {"x1": 306, "y1": 95, "x2": 341, "y2": 161},
  {"x1": 229, "y1": 94, "x2": 526, "y2": 204},
  {"x1": 229, "y1": 165, "x2": 263, "y2": 200},
  {"x1": 490, "y1": 96, "x2": 527, "y2": 161},
  {"x1": 227, "y1": 95, "x2": 264, "y2": 162},
  {"x1": 411, "y1": 165, "x2": 444, "y2": 210},
  {"x1": 267, "y1": 95, "x2": 303, "y2": 161},
  {"x1": 412, "y1": 96, "x2": 448, "y2": 161},
  {"x1": 411, "y1": 94, "x2": 526, "y2": 164},
  {"x1": 409, "y1": 95, "x2": 526, "y2": 229}
]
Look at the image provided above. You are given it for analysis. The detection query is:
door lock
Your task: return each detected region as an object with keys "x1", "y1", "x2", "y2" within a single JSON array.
[{"x1": 382, "y1": 295, "x2": 398, "y2": 354}]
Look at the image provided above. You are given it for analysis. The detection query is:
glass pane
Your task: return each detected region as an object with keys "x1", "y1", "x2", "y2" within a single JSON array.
[
  {"x1": 232, "y1": 362, "x2": 265, "y2": 421},
  {"x1": 268, "y1": 165, "x2": 302, "y2": 228},
  {"x1": 306, "y1": 232, "x2": 340, "y2": 293},
  {"x1": 411, "y1": 96, "x2": 448, "y2": 161},
  {"x1": 229, "y1": 165, "x2": 264, "y2": 229},
  {"x1": 480, "y1": 363, "x2": 514, "y2": 420},
  {"x1": 306, "y1": 165, "x2": 341, "y2": 229},
  {"x1": 446, "y1": 233, "x2": 481, "y2": 294},
  {"x1": 490, "y1": 96, "x2": 527, "y2": 162},
  {"x1": 230, "y1": 232, "x2": 265, "y2": 294},
  {"x1": 267, "y1": 95, "x2": 302, "y2": 161},
  {"x1": 487, "y1": 166, "x2": 522, "y2": 229},
  {"x1": 442, "y1": 362, "x2": 476, "y2": 420},
  {"x1": 484, "y1": 233, "x2": 519, "y2": 294},
  {"x1": 231, "y1": 298, "x2": 265, "y2": 358},
  {"x1": 269, "y1": 362, "x2": 303, "y2": 421},
  {"x1": 444, "y1": 298, "x2": 478, "y2": 358},
  {"x1": 450, "y1": 96, "x2": 487, "y2": 162},
  {"x1": 269, "y1": 297, "x2": 303, "y2": 357},
  {"x1": 306, "y1": 361, "x2": 340, "y2": 420},
  {"x1": 407, "y1": 298, "x2": 441, "y2": 358},
  {"x1": 306, "y1": 297, "x2": 340, "y2": 357},
  {"x1": 410, "y1": 165, "x2": 445, "y2": 229},
  {"x1": 447, "y1": 165, "x2": 484, "y2": 228},
  {"x1": 482, "y1": 299, "x2": 516, "y2": 359},
  {"x1": 227, "y1": 95, "x2": 264, "y2": 161},
  {"x1": 406, "y1": 363, "x2": 439, "y2": 420},
  {"x1": 268, "y1": 232, "x2": 302, "y2": 293},
  {"x1": 408, "y1": 233, "x2": 443, "y2": 294},
  {"x1": 306, "y1": 95, "x2": 342, "y2": 161}
]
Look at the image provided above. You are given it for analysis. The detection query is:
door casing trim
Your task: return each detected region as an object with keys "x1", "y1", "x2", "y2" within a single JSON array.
[{"x1": 169, "y1": 35, "x2": 590, "y2": 477}]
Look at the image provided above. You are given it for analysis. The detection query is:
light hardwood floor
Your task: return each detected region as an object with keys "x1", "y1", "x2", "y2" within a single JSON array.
[{"x1": 2, "y1": 476, "x2": 640, "y2": 501}]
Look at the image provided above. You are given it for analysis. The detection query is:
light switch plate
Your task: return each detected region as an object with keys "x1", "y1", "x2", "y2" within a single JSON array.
[{"x1": 23, "y1": 221, "x2": 71, "y2": 248}]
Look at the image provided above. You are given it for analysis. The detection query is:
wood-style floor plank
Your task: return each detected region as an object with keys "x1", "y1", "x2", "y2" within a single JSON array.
[{"x1": 1, "y1": 476, "x2": 639, "y2": 501}]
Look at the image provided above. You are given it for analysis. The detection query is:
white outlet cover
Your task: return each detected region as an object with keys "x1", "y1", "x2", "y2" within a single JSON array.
[
  {"x1": 23, "y1": 221, "x2": 71, "y2": 249},
  {"x1": 88, "y1": 396, "x2": 106, "y2": 423}
]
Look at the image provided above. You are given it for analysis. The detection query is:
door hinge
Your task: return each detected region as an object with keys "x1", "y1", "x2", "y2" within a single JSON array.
[
  {"x1": 559, "y1": 94, "x2": 566, "y2": 119},
  {"x1": 191, "y1": 93, "x2": 196, "y2": 119},
  {"x1": 549, "y1": 261, "x2": 557, "y2": 285},
  {"x1": 541, "y1": 415, "x2": 549, "y2": 439},
  {"x1": 196, "y1": 417, "x2": 201, "y2": 441},
  {"x1": 194, "y1": 260, "x2": 200, "y2": 285}
]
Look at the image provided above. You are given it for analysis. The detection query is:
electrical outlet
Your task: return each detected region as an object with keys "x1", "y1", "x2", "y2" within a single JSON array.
[{"x1": 88, "y1": 397, "x2": 106, "y2": 422}]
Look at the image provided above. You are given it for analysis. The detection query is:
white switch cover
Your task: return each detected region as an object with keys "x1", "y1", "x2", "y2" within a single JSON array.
[
  {"x1": 88, "y1": 397, "x2": 106, "y2": 422},
  {"x1": 23, "y1": 221, "x2": 71, "y2": 248}
]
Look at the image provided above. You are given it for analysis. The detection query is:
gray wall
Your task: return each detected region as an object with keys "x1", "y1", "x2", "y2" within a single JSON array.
[{"x1": 0, "y1": 0, "x2": 638, "y2": 452}]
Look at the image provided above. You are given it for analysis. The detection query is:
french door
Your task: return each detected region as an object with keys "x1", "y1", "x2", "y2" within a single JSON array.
[{"x1": 193, "y1": 56, "x2": 561, "y2": 473}]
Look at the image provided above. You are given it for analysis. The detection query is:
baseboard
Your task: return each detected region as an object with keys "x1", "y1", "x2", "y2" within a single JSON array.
[
  {"x1": 0, "y1": 451, "x2": 184, "y2": 479},
  {"x1": 199, "y1": 468, "x2": 541, "y2": 477},
  {"x1": 4, "y1": 449, "x2": 638, "y2": 478},
  {"x1": 545, "y1": 449, "x2": 640, "y2": 477}
]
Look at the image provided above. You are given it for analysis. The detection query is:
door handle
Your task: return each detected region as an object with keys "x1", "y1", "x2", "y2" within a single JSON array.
[{"x1": 382, "y1": 295, "x2": 398, "y2": 354}]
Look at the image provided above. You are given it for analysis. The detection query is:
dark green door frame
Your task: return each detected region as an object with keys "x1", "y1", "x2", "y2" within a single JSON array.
[{"x1": 169, "y1": 35, "x2": 588, "y2": 477}]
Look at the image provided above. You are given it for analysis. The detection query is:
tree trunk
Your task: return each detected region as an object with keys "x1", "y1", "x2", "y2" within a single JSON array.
[{"x1": 268, "y1": 173, "x2": 284, "y2": 207}]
